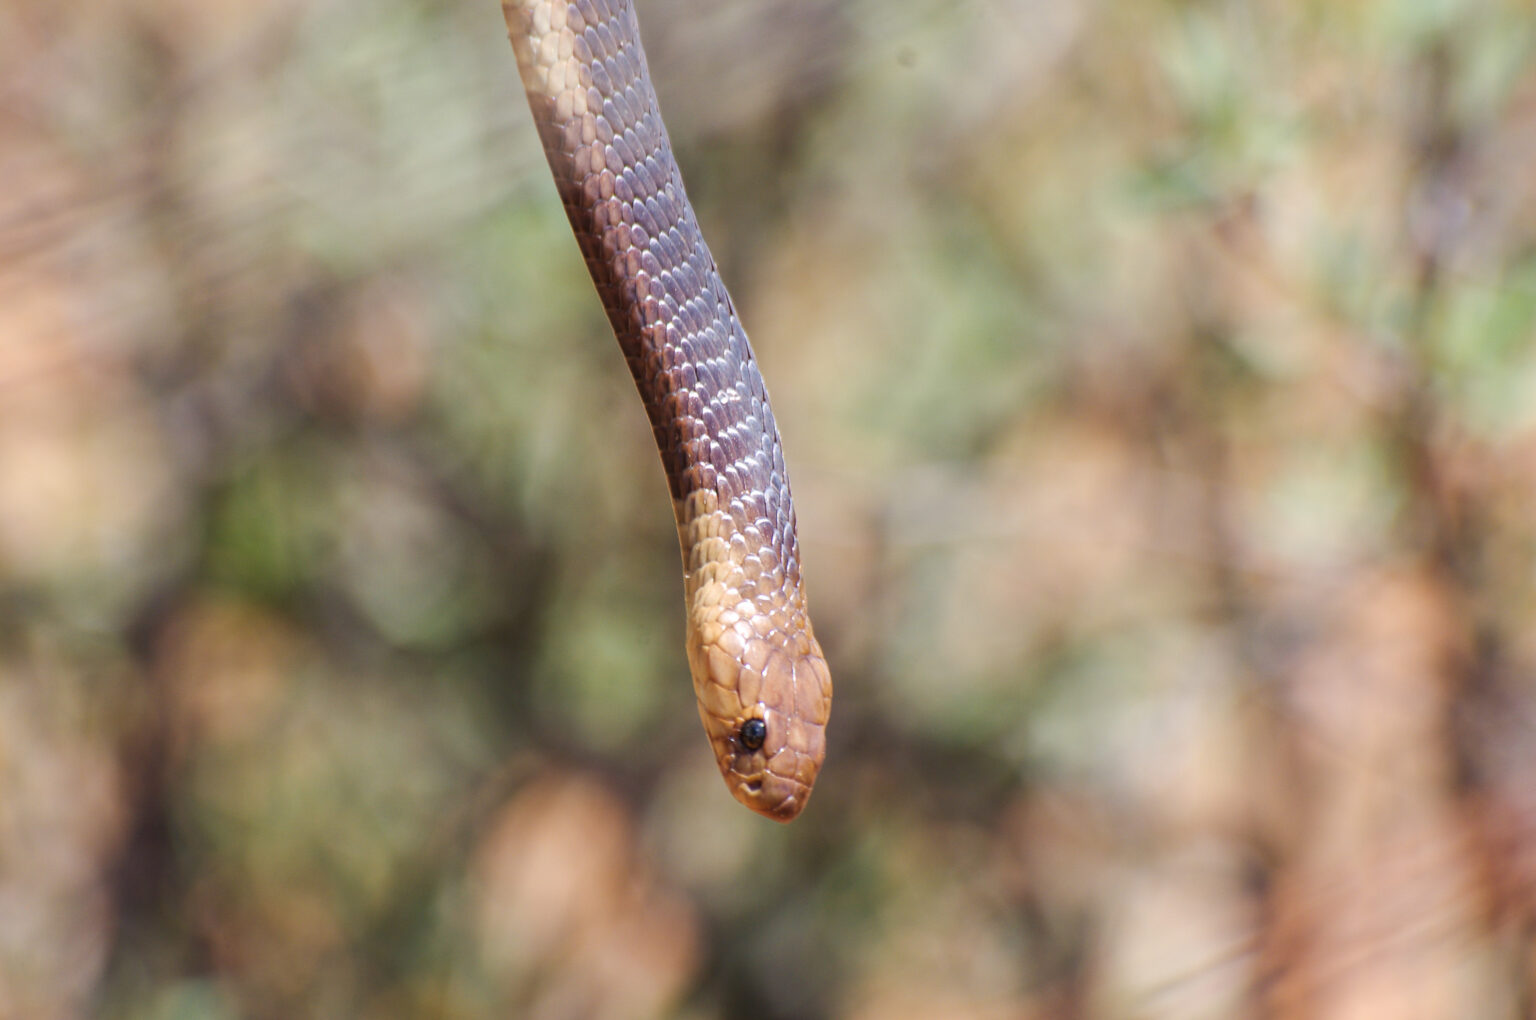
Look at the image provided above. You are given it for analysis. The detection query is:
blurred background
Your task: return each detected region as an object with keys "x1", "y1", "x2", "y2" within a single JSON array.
[{"x1": 3, "y1": 0, "x2": 1535, "y2": 1017}]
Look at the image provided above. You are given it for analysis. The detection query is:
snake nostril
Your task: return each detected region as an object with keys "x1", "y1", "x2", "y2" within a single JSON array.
[
  {"x1": 739, "y1": 718, "x2": 767, "y2": 750},
  {"x1": 744, "y1": 779, "x2": 762, "y2": 795}
]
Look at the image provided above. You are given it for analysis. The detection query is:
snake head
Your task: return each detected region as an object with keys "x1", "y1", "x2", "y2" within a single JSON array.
[{"x1": 687, "y1": 622, "x2": 832, "y2": 822}]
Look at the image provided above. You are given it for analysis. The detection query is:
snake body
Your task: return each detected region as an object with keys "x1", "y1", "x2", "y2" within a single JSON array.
[{"x1": 502, "y1": 0, "x2": 831, "y2": 820}]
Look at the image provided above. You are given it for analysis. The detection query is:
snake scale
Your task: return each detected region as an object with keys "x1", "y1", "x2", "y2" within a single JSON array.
[{"x1": 501, "y1": 0, "x2": 832, "y2": 820}]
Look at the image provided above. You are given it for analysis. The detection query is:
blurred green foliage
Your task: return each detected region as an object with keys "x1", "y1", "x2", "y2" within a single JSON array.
[{"x1": 2, "y1": 0, "x2": 1535, "y2": 1018}]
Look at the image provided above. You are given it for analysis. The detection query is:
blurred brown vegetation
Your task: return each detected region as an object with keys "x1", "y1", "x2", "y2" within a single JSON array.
[{"x1": 2, "y1": 0, "x2": 1536, "y2": 1017}]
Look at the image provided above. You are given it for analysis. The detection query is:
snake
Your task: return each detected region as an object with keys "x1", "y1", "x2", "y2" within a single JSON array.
[{"x1": 500, "y1": 0, "x2": 832, "y2": 820}]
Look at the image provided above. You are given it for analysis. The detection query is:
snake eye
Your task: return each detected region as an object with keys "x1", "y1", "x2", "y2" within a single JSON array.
[{"x1": 739, "y1": 718, "x2": 767, "y2": 751}]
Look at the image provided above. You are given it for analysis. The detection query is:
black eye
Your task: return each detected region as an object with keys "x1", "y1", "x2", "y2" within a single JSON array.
[{"x1": 739, "y1": 718, "x2": 767, "y2": 750}]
